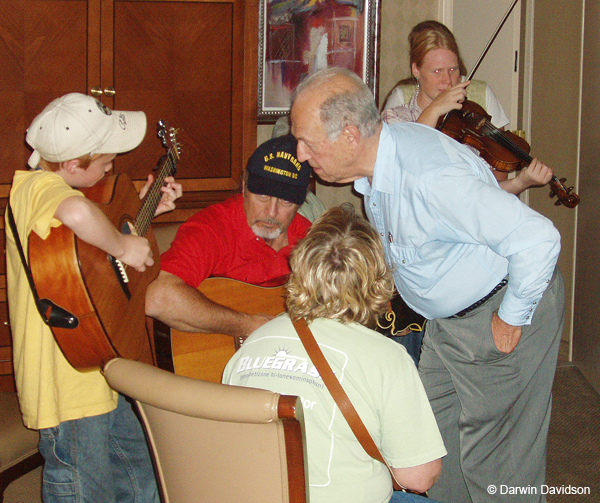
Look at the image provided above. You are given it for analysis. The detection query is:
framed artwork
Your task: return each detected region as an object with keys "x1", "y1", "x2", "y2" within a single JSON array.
[{"x1": 257, "y1": 0, "x2": 381, "y2": 123}]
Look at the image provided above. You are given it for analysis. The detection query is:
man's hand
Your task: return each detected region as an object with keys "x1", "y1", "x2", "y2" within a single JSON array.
[
  {"x1": 146, "y1": 271, "x2": 276, "y2": 337},
  {"x1": 240, "y1": 313, "x2": 274, "y2": 337},
  {"x1": 491, "y1": 311, "x2": 522, "y2": 353}
]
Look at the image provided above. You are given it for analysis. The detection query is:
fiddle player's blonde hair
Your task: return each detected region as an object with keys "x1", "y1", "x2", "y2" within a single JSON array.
[
  {"x1": 409, "y1": 20, "x2": 467, "y2": 76},
  {"x1": 285, "y1": 206, "x2": 394, "y2": 328},
  {"x1": 381, "y1": 20, "x2": 467, "y2": 109}
]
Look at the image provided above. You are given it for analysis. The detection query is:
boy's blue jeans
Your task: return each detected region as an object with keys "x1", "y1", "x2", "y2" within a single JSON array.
[{"x1": 39, "y1": 394, "x2": 159, "y2": 503}]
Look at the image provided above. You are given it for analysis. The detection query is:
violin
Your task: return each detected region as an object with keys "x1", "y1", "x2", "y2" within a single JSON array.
[
  {"x1": 431, "y1": 0, "x2": 579, "y2": 208},
  {"x1": 436, "y1": 99, "x2": 580, "y2": 208}
]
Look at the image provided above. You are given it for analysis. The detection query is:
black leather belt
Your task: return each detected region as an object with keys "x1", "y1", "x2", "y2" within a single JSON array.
[{"x1": 450, "y1": 278, "x2": 509, "y2": 318}]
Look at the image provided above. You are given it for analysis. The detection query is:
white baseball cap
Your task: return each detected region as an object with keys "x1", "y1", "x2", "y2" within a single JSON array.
[{"x1": 26, "y1": 93, "x2": 147, "y2": 168}]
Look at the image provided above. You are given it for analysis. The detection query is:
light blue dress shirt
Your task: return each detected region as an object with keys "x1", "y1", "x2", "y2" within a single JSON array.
[{"x1": 354, "y1": 122, "x2": 561, "y2": 326}]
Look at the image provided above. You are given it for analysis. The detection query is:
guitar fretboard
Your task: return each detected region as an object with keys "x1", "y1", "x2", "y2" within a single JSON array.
[{"x1": 135, "y1": 149, "x2": 178, "y2": 237}]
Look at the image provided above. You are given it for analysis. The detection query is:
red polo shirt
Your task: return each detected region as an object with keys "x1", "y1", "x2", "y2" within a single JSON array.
[{"x1": 160, "y1": 194, "x2": 311, "y2": 287}]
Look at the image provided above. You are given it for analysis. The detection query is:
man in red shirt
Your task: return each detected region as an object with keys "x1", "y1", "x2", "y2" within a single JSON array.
[{"x1": 146, "y1": 135, "x2": 312, "y2": 339}]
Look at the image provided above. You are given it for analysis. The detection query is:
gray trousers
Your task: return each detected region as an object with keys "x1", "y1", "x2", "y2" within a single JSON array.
[{"x1": 419, "y1": 268, "x2": 565, "y2": 503}]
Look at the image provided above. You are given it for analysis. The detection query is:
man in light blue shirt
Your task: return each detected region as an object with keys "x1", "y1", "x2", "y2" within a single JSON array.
[{"x1": 290, "y1": 67, "x2": 565, "y2": 503}]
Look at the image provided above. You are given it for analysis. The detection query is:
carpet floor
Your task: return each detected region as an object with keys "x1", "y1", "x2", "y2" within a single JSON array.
[
  {"x1": 546, "y1": 364, "x2": 600, "y2": 502},
  {"x1": 5, "y1": 351, "x2": 599, "y2": 502}
]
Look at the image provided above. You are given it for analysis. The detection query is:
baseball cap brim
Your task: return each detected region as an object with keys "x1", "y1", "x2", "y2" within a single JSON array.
[
  {"x1": 92, "y1": 110, "x2": 147, "y2": 155},
  {"x1": 247, "y1": 172, "x2": 307, "y2": 206},
  {"x1": 27, "y1": 110, "x2": 146, "y2": 168}
]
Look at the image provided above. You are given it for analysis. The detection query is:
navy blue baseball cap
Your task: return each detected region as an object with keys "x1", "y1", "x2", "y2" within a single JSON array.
[{"x1": 246, "y1": 135, "x2": 312, "y2": 205}]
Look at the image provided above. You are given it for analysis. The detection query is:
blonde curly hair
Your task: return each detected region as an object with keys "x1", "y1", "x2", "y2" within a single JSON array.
[{"x1": 286, "y1": 206, "x2": 394, "y2": 328}]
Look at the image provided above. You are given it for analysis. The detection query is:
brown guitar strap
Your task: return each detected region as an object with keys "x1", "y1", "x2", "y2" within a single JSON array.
[{"x1": 292, "y1": 317, "x2": 406, "y2": 492}]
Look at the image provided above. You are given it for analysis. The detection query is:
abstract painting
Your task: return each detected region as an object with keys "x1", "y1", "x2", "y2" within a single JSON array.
[{"x1": 258, "y1": 0, "x2": 380, "y2": 122}]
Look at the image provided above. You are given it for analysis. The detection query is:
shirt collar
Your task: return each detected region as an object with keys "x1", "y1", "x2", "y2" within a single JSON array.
[
  {"x1": 355, "y1": 123, "x2": 395, "y2": 196},
  {"x1": 367, "y1": 122, "x2": 396, "y2": 195}
]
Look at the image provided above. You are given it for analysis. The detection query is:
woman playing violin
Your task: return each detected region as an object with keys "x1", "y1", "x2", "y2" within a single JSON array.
[{"x1": 383, "y1": 20, "x2": 552, "y2": 196}]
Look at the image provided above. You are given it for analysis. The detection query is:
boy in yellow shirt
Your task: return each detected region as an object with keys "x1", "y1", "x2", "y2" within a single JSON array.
[{"x1": 6, "y1": 93, "x2": 181, "y2": 502}]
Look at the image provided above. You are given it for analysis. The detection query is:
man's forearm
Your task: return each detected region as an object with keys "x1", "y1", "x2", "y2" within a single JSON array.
[{"x1": 146, "y1": 271, "x2": 270, "y2": 337}]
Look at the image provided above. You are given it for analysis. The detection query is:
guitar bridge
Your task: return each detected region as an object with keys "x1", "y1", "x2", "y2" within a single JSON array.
[{"x1": 109, "y1": 255, "x2": 131, "y2": 299}]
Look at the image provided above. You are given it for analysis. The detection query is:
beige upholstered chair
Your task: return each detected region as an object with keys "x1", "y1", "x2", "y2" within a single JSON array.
[{"x1": 103, "y1": 358, "x2": 309, "y2": 503}]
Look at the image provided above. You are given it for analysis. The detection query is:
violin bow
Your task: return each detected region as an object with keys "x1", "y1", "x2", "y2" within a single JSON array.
[
  {"x1": 462, "y1": 0, "x2": 579, "y2": 208},
  {"x1": 467, "y1": 0, "x2": 520, "y2": 81}
]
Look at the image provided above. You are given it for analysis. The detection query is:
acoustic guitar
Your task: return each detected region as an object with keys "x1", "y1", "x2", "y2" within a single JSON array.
[
  {"x1": 154, "y1": 278, "x2": 286, "y2": 383},
  {"x1": 28, "y1": 122, "x2": 180, "y2": 370},
  {"x1": 153, "y1": 278, "x2": 425, "y2": 383}
]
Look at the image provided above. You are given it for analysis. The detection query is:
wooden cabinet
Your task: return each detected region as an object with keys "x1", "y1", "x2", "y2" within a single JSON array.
[
  {"x1": 0, "y1": 0, "x2": 258, "y2": 222},
  {"x1": 0, "y1": 0, "x2": 259, "y2": 386}
]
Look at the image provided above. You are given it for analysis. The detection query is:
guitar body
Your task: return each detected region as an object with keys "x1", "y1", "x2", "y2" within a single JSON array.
[
  {"x1": 29, "y1": 174, "x2": 160, "y2": 370},
  {"x1": 154, "y1": 278, "x2": 286, "y2": 383}
]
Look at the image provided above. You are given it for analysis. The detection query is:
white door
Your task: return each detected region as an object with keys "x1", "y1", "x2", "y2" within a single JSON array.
[{"x1": 439, "y1": 0, "x2": 522, "y2": 129}]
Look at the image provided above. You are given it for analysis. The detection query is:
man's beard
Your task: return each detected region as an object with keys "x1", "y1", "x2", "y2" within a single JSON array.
[{"x1": 252, "y1": 219, "x2": 283, "y2": 240}]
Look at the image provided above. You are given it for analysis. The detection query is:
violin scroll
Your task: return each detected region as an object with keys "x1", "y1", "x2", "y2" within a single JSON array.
[
  {"x1": 549, "y1": 176, "x2": 579, "y2": 208},
  {"x1": 437, "y1": 100, "x2": 580, "y2": 209}
]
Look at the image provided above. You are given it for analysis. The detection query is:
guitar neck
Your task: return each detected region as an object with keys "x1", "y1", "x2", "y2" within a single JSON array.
[{"x1": 135, "y1": 150, "x2": 177, "y2": 237}]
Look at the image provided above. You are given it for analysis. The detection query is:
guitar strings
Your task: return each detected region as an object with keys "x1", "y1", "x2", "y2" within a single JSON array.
[{"x1": 135, "y1": 150, "x2": 177, "y2": 236}]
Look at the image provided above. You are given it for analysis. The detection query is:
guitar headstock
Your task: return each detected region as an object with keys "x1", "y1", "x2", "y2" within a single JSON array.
[{"x1": 157, "y1": 120, "x2": 182, "y2": 161}]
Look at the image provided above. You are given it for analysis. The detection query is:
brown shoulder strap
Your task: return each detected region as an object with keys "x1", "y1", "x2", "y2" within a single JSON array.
[{"x1": 292, "y1": 318, "x2": 403, "y2": 489}]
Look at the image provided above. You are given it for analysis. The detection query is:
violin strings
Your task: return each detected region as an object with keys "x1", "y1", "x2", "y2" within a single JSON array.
[{"x1": 480, "y1": 117, "x2": 531, "y2": 161}]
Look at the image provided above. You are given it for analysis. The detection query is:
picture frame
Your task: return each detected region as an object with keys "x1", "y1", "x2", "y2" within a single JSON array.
[{"x1": 257, "y1": 0, "x2": 381, "y2": 123}]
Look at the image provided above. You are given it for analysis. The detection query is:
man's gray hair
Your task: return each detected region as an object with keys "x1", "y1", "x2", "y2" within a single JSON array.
[{"x1": 292, "y1": 67, "x2": 381, "y2": 141}]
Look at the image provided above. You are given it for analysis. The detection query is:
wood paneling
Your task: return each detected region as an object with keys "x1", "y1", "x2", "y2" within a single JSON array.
[
  {"x1": 0, "y1": 0, "x2": 90, "y2": 183},
  {"x1": 0, "y1": 0, "x2": 258, "y2": 217}
]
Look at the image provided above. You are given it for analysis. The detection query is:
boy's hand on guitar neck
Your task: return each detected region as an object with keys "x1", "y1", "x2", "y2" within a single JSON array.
[
  {"x1": 118, "y1": 173, "x2": 181, "y2": 272},
  {"x1": 139, "y1": 174, "x2": 183, "y2": 217},
  {"x1": 116, "y1": 173, "x2": 181, "y2": 272}
]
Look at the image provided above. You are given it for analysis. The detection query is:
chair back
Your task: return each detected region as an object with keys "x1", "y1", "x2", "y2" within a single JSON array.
[{"x1": 103, "y1": 358, "x2": 309, "y2": 503}]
